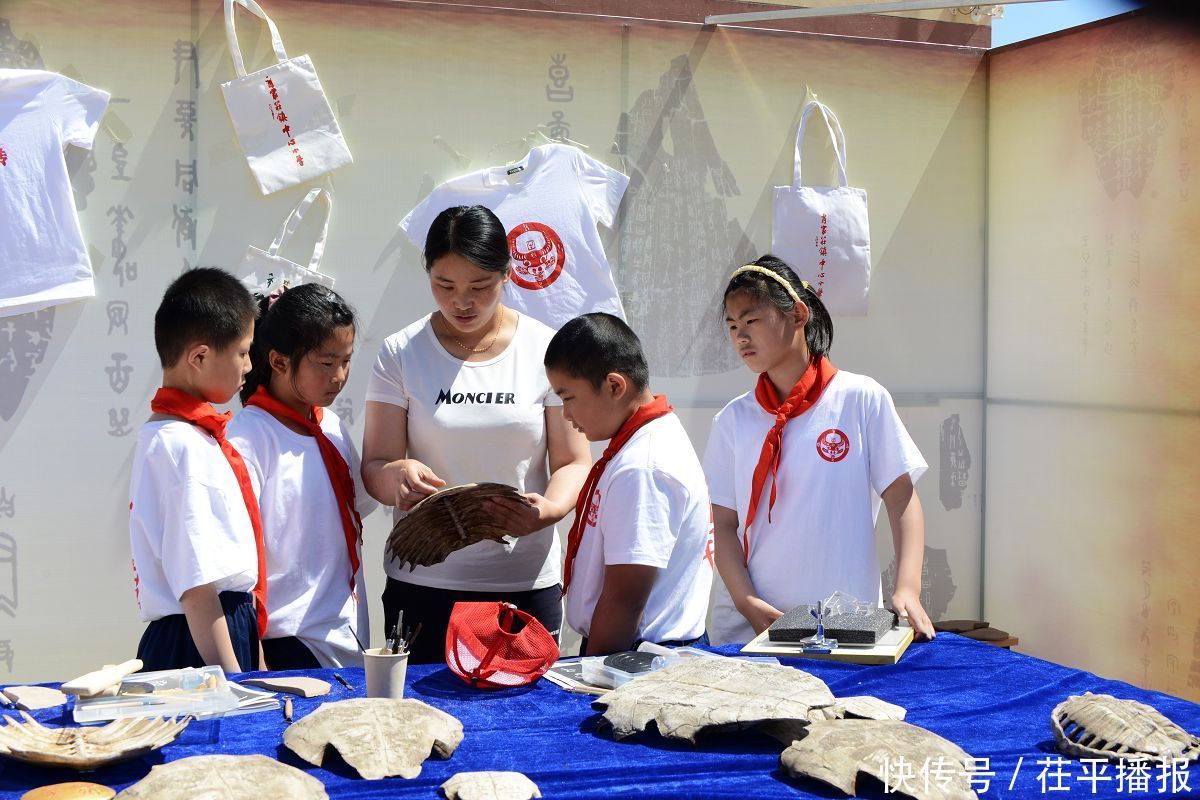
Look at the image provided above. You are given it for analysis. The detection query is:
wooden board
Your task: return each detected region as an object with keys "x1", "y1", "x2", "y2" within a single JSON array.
[{"x1": 741, "y1": 625, "x2": 914, "y2": 665}]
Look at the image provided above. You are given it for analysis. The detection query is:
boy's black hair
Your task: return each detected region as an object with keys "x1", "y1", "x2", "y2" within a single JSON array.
[
  {"x1": 544, "y1": 312, "x2": 650, "y2": 393},
  {"x1": 240, "y1": 283, "x2": 357, "y2": 404},
  {"x1": 154, "y1": 267, "x2": 257, "y2": 368},
  {"x1": 721, "y1": 254, "x2": 834, "y2": 360},
  {"x1": 423, "y1": 205, "x2": 511, "y2": 274}
]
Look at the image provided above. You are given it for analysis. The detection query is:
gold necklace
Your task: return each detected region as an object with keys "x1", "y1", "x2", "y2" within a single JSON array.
[{"x1": 446, "y1": 306, "x2": 506, "y2": 354}]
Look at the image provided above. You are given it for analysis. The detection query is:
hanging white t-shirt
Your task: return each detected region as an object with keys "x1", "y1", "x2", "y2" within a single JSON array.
[
  {"x1": 366, "y1": 311, "x2": 564, "y2": 591},
  {"x1": 702, "y1": 370, "x2": 927, "y2": 645},
  {"x1": 228, "y1": 405, "x2": 378, "y2": 668},
  {"x1": 399, "y1": 143, "x2": 629, "y2": 330},
  {"x1": 129, "y1": 420, "x2": 259, "y2": 623},
  {"x1": 565, "y1": 413, "x2": 714, "y2": 644},
  {"x1": 0, "y1": 70, "x2": 109, "y2": 317}
]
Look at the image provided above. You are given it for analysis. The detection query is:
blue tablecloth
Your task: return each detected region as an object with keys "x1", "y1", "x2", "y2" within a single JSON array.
[{"x1": 2, "y1": 635, "x2": 1198, "y2": 798}]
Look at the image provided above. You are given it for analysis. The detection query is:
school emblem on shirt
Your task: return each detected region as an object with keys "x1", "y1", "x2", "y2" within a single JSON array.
[
  {"x1": 508, "y1": 221, "x2": 565, "y2": 290},
  {"x1": 585, "y1": 490, "x2": 601, "y2": 527},
  {"x1": 0, "y1": 147, "x2": 7, "y2": 167},
  {"x1": 702, "y1": 508, "x2": 715, "y2": 568},
  {"x1": 816, "y1": 428, "x2": 850, "y2": 463},
  {"x1": 131, "y1": 558, "x2": 142, "y2": 610}
]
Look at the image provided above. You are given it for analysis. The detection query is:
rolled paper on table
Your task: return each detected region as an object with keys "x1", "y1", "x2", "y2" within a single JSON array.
[{"x1": 61, "y1": 659, "x2": 143, "y2": 697}]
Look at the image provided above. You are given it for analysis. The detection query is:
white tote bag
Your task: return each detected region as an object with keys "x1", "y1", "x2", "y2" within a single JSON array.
[
  {"x1": 220, "y1": 0, "x2": 353, "y2": 195},
  {"x1": 772, "y1": 101, "x2": 871, "y2": 316},
  {"x1": 239, "y1": 188, "x2": 336, "y2": 293}
]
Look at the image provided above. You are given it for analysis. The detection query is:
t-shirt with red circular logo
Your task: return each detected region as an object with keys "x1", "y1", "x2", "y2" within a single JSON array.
[
  {"x1": 701, "y1": 370, "x2": 927, "y2": 646},
  {"x1": 584, "y1": 489, "x2": 601, "y2": 527},
  {"x1": 816, "y1": 428, "x2": 850, "y2": 462},
  {"x1": 566, "y1": 414, "x2": 714, "y2": 644},
  {"x1": 508, "y1": 221, "x2": 565, "y2": 291},
  {"x1": 400, "y1": 143, "x2": 629, "y2": 330},
  {"x1": 0, "y1": 70, "x2": 109, "y2": 317}
]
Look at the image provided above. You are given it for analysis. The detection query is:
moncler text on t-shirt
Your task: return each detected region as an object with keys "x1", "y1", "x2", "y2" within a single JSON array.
[{"x1": 435, "y1": 390, "x2": 517, "y2": 405}]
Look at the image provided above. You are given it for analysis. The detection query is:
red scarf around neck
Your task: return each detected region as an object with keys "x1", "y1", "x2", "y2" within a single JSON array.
[
  {"x1": 150, "y1": 388, "x2": 269, "y2": 638},
  {"x1": 244, "y1": 386, "x2": 363, "y2": 600},
  {"x1": 561, "y1": 395, "x2": 673, "y2": 595},
  {"x1": 741, "y1": 357, "x2": 838, "y2": 561}
]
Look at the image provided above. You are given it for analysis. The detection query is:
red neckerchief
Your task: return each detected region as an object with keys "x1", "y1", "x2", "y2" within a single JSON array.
[
  {"x1": 742, "y1": 357, "x2": 838, "y2": 561},
  {"x1": 150, "y1": 388, "x2": 269, "y2": 638},
  {"x1": 561, "y1": 395, "x2": 674, "y2": 595},
  {"x1": 244, "y1": 386, "x2": 363, "y2": 600}
]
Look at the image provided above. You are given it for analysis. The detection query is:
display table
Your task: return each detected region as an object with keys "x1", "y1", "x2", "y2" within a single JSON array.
[{"x1": 1, "y1": 635, "x2": 1197, "y2": 799}]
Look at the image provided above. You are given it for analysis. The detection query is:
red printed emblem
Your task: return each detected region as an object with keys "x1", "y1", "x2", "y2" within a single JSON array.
[
  {"x1": 702, "y1": 506, "x2": 715, "y2": 568},
  {"x1": 816, "y1": 429, "x2": 850, "y2": 463},
  {"x1": 585, "y1": 489, "x2": 601, "y2": 527},
  {"x1": 131, "y1": 558, "x2": 142, "y2": 609},
  {"x1": 0, "y1": 146, "x2": 7, "y2": 167},
  {"x1": 508, "y1": 221, "x2": 565, "y2": 290}
]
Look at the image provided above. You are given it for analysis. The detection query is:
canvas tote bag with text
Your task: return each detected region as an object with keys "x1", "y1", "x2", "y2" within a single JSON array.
[
  {"x1": 220, "y1": 0, "x2": 353, "y2": 195},
  {"x1": 772, "y1": 101, "x2": 871, "y2": 316},
  {"x1": 239, "y1": 188, "x2": 336, "y2": 292}
]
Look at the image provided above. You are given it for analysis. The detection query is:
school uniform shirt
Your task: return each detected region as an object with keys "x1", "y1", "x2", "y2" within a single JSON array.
[
  {"x1": 228, "y1": 405, "x2": 378, "y2": 668},
  {"x1": 128, "y1": 421, "x2": 259, "y2": 622},
  {"x1": 702, "y1": 370, "x2": 927, "y2": 646},
  {"x1": 366, "y1": 311, "x2": 564, "y2": 591},
  {"x1": 0, "y1": 70, "x2": 109, "y2": 317},
  {"x1": 564, "y1": 413, "x2": 714, "y2": 643},
  {"x1": 399, "y1": 143, "x2": 629, "y2": 330}
]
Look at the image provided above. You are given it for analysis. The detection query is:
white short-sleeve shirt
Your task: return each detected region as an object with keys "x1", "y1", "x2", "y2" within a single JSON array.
[
  {"x1": 228, "y1": 405, "x2": 378, "y2": 668},
  {"x1": 399, "y1": 143, "x2": 629, "y2": 330},
  {"x1": 128, "y1": 421, "x2": 259, "y2": 622},
  {"x1": 0, "y1": 70, "x2": 110, "y2": 317},
  {"x1": 702, "y1": 370, "x2": 927, "y2": 645},
  {"x1": 366, "y1": 312, "x2": 564, "y2": 591},
  {"x1": 564, "y1": 413, "x2": 714, "y2": 643}
]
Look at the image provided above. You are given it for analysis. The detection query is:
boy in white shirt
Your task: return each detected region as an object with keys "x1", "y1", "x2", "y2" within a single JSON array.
[
  {"x1": 129, "y1": 268, "x2": 263, "y2": 672},
  {"x1": 544, "y1": 313, "x2": 713, "y2": 655}
]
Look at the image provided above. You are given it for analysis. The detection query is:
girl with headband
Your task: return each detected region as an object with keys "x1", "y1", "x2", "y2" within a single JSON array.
[{"x1": 702, "y1": 255, "x2": 935, "y2": 644}]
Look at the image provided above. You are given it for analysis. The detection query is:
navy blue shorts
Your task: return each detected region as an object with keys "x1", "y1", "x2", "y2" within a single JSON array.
[
  {"x1": 136, "y1": 591, "x2": 260, "y2": 672},
  {"x1": 382, "y1": 578, "x2": 563, "y2": 666},
  {"x1": 262, "y1": 636, "x2": 321, "y2": 670}
]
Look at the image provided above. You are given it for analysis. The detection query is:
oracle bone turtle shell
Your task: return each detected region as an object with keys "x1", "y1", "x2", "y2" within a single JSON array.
[
  {"x1": 780, "y1": 719, "x2": 980, "y2": 800},
  {"x1": 1051, "y1": 693, "x2": 1199, "y2": 762},
  {"x1": 592, "y1": 657, "x2": 837, "y2": 743},
  {"x1": 114, "y1": 754, "x2": 327, "y2": 799},
  {"x1": 0, "y1": 712, "x2": 188, "y2": 770},
  {"x1": 284, "y1": 698, "x2": 464, "y2": 780},
  {"x1": 441, "y1": 771, "x2": 542, "y2": 800},
  {"x1": 386, "y1": 483, "x2": 529, "y2": 569}
]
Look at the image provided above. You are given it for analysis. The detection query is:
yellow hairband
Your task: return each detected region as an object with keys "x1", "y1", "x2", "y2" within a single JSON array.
[{"x1": 729, "y1": 265, "x2": 808, "y2": 305}]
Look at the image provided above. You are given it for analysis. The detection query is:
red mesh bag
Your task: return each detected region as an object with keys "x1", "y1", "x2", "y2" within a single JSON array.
[{"x1": 445, "y1": 602, "x2": 559, "y2": 689}]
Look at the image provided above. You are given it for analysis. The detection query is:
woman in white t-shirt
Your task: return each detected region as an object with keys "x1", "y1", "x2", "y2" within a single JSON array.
[
  {"x1": 363, "y1": 205, "x2": 591, "y2": 664},
  {"x1": 228, "y1": 283, "x2": 377, "y2": 669},
  {"x1": 703, "y1": 255, "x2": 935, "y2": 645}
]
